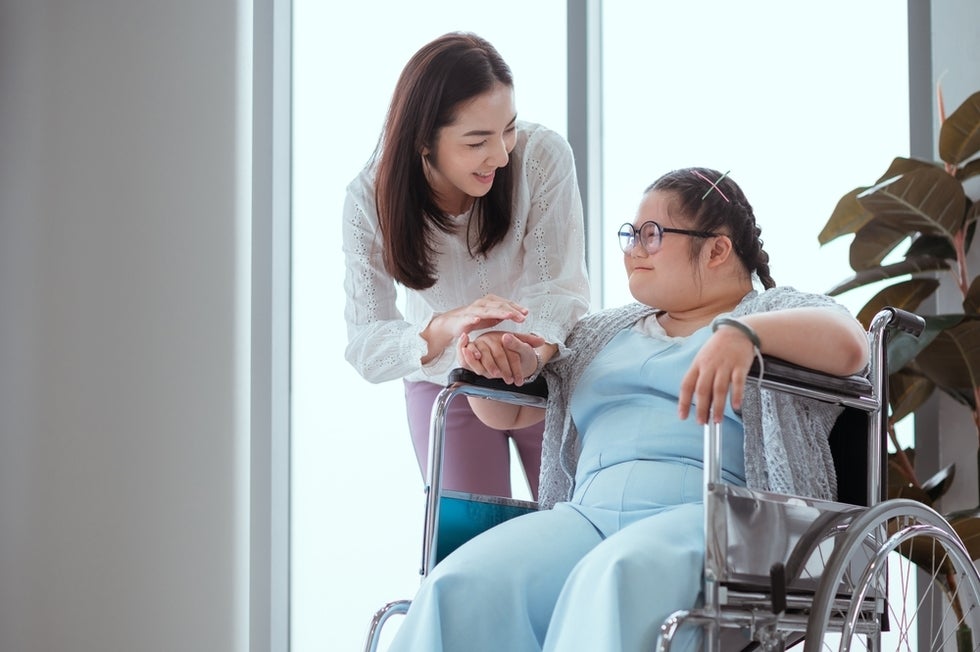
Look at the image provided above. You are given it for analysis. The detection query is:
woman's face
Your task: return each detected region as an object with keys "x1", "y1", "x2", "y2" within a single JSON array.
[
  {"x1": 422, "y1": 82, "x2": 518, "y2": 215},
  {"x1": 624, "y1": 190, "x2": 702, "y2": 308}
]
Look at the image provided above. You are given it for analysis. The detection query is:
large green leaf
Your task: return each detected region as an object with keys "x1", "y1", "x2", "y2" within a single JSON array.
[
  {"x1": 885, "y1": 312, "x2": 960, "y2": 370},
  {"x1": 946, "y1": 508, "x2": 980, "y2": 561},
  {"x1": 870, "y1": 305, "x2": 956, "y2": 420},
  {"x1": 875, "y1": 156, "x2": 940, "y2": 182},
  {"x1": 849, "y1": 219, "x2": 910, "y2": 271},
  {"x1": 888, "y1": 448, "x2": 926, "y2": 499},
  {"x1": 855, "y1": 278, "x2": 940, "y2": 328},
  {"x1": 929, "y1": 383, "x2": 977, "y2": 410},
  {"x1": 921, "y1": 463, "x2": 957, "y2": 502},
  {"x1": 856, "y1": 166, "x2": 967, "y2": 241},
  {"x1": 826, "y1": 256, "x2": 949, "y2": 296},
  {"x1": 939, "y1": 90, "x2": 980, "y2": 166},
  {"x1": 888, "y1": 481, "x2": 933, "y2": 505},
  {"x1": 959, "y1": 158, "x2": 980, "y2": 183},
  {"x1": 817, "y1": 158, "x2": 938, "y2": 245},
  {"x1": 966, "y1": 201, "x2": 980, "y2": 255},
  {"x1": 964, "y1": 276, "x2": 980, "y2": 314},
  {"x1": 818, "y1": 187, "x2": 872, "y2": 245},
  {"x1": 915, "y1": 317, "x2": 980, "y2": 407},
  {"x1": 889, "y1": 367, "x2": 936, "y2": 423},
  {"x1": 906, "y1": 233, "x2": 957, "y2": 260}
]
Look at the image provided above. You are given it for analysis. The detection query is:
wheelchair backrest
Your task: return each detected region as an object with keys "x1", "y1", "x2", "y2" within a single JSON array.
[{"x1": 828, "y1": 406, "x2": 874, "y2": 507}]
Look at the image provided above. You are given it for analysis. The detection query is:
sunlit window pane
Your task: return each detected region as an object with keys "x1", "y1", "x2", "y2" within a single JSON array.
[
  {"x1": 600, "y1": 2, "x2": 908, "y2": 313},
  {"x1": 292, "y1": 3, "x2": 566, "y2": 650}
]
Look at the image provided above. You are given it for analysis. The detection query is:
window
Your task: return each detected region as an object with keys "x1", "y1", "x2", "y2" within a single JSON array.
[
  {"x1": 292, "y1": 4, "x2": 566, "y2": 650},
  {"x1": 293, "y1": 3, "x2": 908, "y2": 650},
  {"x1": 600, "y1": 3, "x2": 909, "y2": 311}
]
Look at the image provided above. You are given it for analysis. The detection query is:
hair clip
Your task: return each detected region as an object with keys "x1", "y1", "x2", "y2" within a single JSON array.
[{"x1": 693, "y1": 169, "x2": 731, "y2": 203}]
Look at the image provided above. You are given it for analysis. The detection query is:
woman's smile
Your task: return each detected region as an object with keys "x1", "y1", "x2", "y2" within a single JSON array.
[{"x1": 474, "y1": 170, "x2": 496, "y2": 185}]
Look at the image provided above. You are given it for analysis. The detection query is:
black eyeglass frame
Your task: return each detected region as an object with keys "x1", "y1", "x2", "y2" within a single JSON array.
[{"x1": 618, "y1": 220, "x2": 721, "y2": 254}]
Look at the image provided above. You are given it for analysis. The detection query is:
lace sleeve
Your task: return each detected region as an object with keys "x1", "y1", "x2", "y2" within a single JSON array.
[
  {"x1": 342, "y1": 180, "x2": 429, "y2": 383},
  {"x1": 513, "y1": 126, "x2": 590, "y2": 347}
]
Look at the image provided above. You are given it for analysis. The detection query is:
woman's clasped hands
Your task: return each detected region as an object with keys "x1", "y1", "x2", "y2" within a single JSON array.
[
  {"x1": 423, "y1": 294, "x2": 546, "y2": 385},
  {"x1": 458, "y1": 330, "x2": 546, "y2": 387}
]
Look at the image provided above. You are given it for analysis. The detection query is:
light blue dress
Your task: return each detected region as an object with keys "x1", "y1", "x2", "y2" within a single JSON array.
[{"x1": 388, "y1": 322, "x2": 746, "y2": 652}]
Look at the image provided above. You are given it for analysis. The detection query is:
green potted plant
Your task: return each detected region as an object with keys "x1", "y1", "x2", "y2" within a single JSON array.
[{"x1": 817, "y1": 89, "x2": 980, "y2": 549}]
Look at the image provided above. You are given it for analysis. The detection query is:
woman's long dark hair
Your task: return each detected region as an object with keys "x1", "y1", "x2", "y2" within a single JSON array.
[
  {"x1": 373, "y1": 32, "x2": 515, "y2": 290},
  {"x1": 648, "y1": 168, "x2": 776, "y2": 289}
]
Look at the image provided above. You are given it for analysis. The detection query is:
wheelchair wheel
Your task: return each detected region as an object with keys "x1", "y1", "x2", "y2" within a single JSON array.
[{"x1": 802, "y1": 499, "x2": 980, "y2": 652}]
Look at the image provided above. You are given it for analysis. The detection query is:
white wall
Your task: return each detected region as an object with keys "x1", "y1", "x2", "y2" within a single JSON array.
[{"x1": 0, "y1": 2, "x2": 254, "y2": 651}]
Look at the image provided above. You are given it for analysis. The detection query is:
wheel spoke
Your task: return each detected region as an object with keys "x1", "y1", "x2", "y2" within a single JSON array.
[{"x1": 802, "y1": 501, "x2": 980, "y2": 652}]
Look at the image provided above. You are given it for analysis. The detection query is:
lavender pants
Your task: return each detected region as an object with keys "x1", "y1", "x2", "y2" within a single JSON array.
[{"x1": 404, "y1": 379, "x2": 543, "y2": 499}]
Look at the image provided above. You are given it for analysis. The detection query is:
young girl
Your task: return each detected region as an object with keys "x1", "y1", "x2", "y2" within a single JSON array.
[
  {"x1": 343, "y1": 32, "x2": 589, "y2": 499},
  {"x1": 387, "y1": 168, "x2": 869, "y2": 651}
]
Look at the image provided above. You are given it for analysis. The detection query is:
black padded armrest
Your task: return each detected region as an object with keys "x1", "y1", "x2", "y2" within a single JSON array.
[
  {"x1": 749, "y1": 356, "x2": 871, "y2": 398},
  {"x1": 447, "y1": 368, "x2": 549, "y2": 399},
  {"x1": 449, "y1": 358, "x2": 869, "y2": 402}
]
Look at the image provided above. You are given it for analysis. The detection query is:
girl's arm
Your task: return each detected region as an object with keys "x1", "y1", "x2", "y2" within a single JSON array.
[
  {"x1": 680, "y1": 306, "x2": 869, "y2": 425},
  {"x1": 741, "y1": 307, "x2": 869, "y2": 376}
]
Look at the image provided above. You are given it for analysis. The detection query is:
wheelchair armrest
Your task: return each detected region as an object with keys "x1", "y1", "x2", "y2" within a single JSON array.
[
  {"x1": 448, "y1": 358, "x2": 869, "y2": 402},
  {"x1": 749, "y1": 356, "x2": 871, "y2": 398},
  {"x1": 447, "y1": 367, "x2": 549, "y2": 399}
]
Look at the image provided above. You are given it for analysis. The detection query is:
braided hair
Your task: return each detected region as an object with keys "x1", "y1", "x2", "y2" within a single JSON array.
[{"x1": 647, "y1": 167, "x2": 775, "y2": 289}]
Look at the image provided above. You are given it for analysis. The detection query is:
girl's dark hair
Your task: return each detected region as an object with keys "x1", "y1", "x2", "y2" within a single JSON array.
[
  {"x1": 647, "y1": 168, "x2": 776, "y2": 289},
  {"x1": 373, "y1": 32, "x2": 515, "y2": 290}
]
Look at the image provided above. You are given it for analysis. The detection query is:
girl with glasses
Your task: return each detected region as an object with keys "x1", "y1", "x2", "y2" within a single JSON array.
[
  {"x1": 342, "y1": 32, "x2": 590, "y2": 500},
  {"x1": 388, "y1": 167, "x2": 869, "y2": 651}
]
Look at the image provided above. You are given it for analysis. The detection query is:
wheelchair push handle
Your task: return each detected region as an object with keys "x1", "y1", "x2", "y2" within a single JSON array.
[
  {"x1": 876, "y1": 306, "x2": 925, "y2": 338},
  {"x1": 447, "y1": 367, "x2": 549, "y2": 399}
]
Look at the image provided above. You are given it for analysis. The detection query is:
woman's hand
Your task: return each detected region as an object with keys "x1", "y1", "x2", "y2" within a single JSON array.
[
  {"x1": 421, "y1": 295, "x2": 529, "y2": 365},
  {"x1": 458, "y1": 331, "x2": 546, "y2": 386},
  {"x1": 458, "y1": 330, "x2": 551, "y2": 431},
  {"x1": 678, "y1": 327, "x2": 756, "y2": 425}
]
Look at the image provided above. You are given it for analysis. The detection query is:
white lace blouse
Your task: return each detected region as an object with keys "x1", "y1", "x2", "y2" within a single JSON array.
[{"x1": 343, "y1": 121, "x2": 591, "y2": 384}]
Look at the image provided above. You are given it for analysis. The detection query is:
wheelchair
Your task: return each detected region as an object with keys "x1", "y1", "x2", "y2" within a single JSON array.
[{"x1": 364, "y1": 307, "x2": 980, "y2": 651}]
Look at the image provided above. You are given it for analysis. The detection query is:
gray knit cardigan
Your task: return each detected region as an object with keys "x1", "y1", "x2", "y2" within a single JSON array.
[{"x1": 537, "y1": 287, "x2": 857, "y2": 509}]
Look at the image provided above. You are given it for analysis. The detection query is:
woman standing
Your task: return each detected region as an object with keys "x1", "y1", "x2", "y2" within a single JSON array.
[{"x1": 343, "y1": 32, "x2": 590, "y2": 498}]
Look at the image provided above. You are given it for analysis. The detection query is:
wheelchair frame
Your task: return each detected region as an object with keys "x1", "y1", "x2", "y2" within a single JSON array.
[{"x1": 364, "y1": 308, "x2": 980, "y2": 652}]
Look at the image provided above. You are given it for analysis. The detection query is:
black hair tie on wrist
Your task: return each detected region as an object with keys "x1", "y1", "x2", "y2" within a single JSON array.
[{"x1": 711, "y1": 317, "x2": 764, "y2": 385}]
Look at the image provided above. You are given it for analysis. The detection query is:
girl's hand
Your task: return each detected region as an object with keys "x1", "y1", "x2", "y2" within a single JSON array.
[
  {"x1": 458, "y1": 331, "x2": 546, "y2": 385},
  {"x1": 678, "y1": 326, "x2": 756, "y2": 425}
]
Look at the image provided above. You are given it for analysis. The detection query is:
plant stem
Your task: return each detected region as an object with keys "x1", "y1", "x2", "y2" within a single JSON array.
[
  {"x1": 952, "y1": 224, "x2": 980, "y2": 445},
  {"x1": 953, "y1": 227, "x2": 970, "y2": 296},
  {"x1": 974, "y1": 388, "x2": 980, "y2": 444},
  {"x1": 888, "y1": 421, "x2": 922, "y2": 488}
]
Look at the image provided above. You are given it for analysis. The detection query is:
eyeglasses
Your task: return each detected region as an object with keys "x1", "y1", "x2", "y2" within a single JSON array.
[{"x1": 618, "y1": 220, "x2": 720, "y2": 254}]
